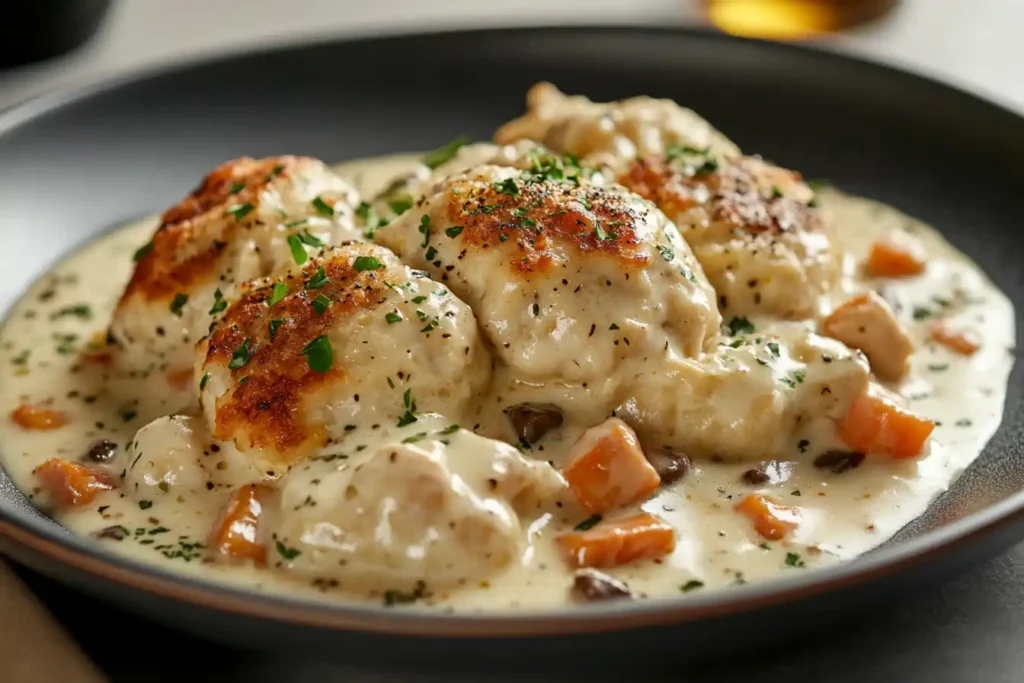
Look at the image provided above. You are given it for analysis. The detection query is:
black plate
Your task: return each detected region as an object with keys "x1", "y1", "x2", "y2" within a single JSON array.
[{"x1": 1, "y1": 26, "x2": 1023, "y2": 668}]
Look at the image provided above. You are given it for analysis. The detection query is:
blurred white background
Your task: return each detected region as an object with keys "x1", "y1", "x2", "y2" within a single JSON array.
[{"x1": 0, "y1": 0, "x2": 1022, "y2": 111}]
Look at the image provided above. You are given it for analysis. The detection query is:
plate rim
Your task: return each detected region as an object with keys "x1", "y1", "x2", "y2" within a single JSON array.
[{"x1": 1, "y1": 23, "x2": 1022, "y2": 637}]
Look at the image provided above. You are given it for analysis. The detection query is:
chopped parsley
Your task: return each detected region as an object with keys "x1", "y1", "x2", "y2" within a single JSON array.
[
  {"x1": 402, "y1": 432, "x2": 429, "y2": 444},
  {"x1": 912, "y1": 306, "x2": 933, "y2": 321},
  {"x1": 771, "y1": 186, "x2": 783, "y2": 199},
  {"x1": 199, "y1": 373, "x2": 211, "y2": 390},
  {"x1": 383, "y1": 581, "x2": 427, "y2": 606},
  {"x1": 411, "y1": 295, "x2": 427, "y2": 304},
  {"x1": 299, "y1": 335, "x2": 333, "y2": 373},
  {"x1": 418, "y1": 215, "x2": 431, "y2": 247},
  {"x1": 396, "y1": 389, "x2": 418, "y2": 427},
  {"x1": 284, "y1": 218, "x2": 308, "y2": 228},
  {"x1": 170, "y1": 293, "x2": 188, "y2": 317},
  {"x1": 311, "y1": 293, "x2": 331, "y2": 315},
  {"x1": 50, "y1": 304, "x2": 92, "y2": 320},
  {"x1": 609, "y1": 323, "x2": 620, "y2": 330},
  {"x1": 133, "y1": 240, "x2": 154, "y2": 262},
  {"x1": 594, "y1": 224, "x2": 609, "y2": 241},
  {"x1": 226, "y1": 202, "x2": 254, "y2": 220},
  {"x1": 228, "y1": 182, "x2": 245, "y2": 194},
  {"x1": 274, "y1": 538, "x2": 302, "y2": 560},
  {"x1": 766, "y1": 341, "x2": 780, "y2": 358},
  {"x1": 295, "y1": 230, "x2": 326, "y2": 247},
  {"x1": 493, "y1": 177, "x2": 520, "y2": 197},
  {"x1": 423, "y1": 136, "x2": 469, "y2": 169},
  {"x1": 425, "y1": 246, "x2": 438, "y2": 261},
  {"x1": 785, "y1": 552, "x2": 805, "y2": 567},
  {"x1": 228, "y1": 338, "x2": 252, "y2": 370},
  {"x1": 385, "y1": 311, "x2": 403, "y2": 325},
  {"x1": 120, "y1": 407, "x2": 137, "y2": 422},
  {"x1": 574, "y1": 514, "x2": 602, "y2": 531},
  {"x1": 138, "y1": 500, "x2": 153, "y2": 510},
  {"x1": 353, "y1": 256, "x2": 384, "y2": 272},
  {"x1": 793, "y1": 370, "x2": 805, "y2": 384},
  {"x1": 311, "y1": 196, "x2": 334, "y2": 217},
  {"x1": 306, "y1": 266, "x2": 330, "y2": 289},
  {"x1": 681, "y1": 580, "x2": 704, "y2": 592},
  {"x1": 268, "y1": 318, "x2": 285, "y2": 339},
  {"x1": 657, "y1": 245, "x2": 674, "y2": 262},
  {"x1": 440, "y1": 424, "x2": 460, "y2": 435},
  {"x1": 286, "y1": 234, "x2": 308, "y2": 265},
  {"x1": 445, "y1": 226, "x2": 464, "y2": 238},
  {"x1": 268, "y1": 282, "x2": 288, "y2": 306},
  {"x1": 387, "y1": 197, "x2": 414, "y2": 216},
  {"x1": 208, "y1": 288, "x2": 227, "y2": 315},
  {"x1": 728, "y1": 317, "x2": 755, "y2": 336}
]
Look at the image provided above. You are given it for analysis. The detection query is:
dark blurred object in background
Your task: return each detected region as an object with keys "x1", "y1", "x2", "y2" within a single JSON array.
[
  {"x1": 0, "y1": 1, "x2": 113, "y2": 69},
  {"x1": 704, "y1": 0, "x2": 899, "y2": 39}
]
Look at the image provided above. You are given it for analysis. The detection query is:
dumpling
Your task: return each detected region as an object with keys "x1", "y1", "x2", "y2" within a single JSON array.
[
  {"x1": 494, "y1": 82, "x2": 739, "y2": 171},
  {"x1": 110, "y1": 156, "x2": 362, "y2": 379},
  {"x1": 270, "y1": 417, "x2": 566, "y2": 593},
  {"x1": 614, "y1": 323, "x2": 871, "y2": 462},
  {"x1": 195, "y1": 243, "x2": 491, "y2": 471},
  {"x1": 619, "y1": 153, "x2": 838, "y2": 320},
  {"x1": 375, "y1": 163, "x2": 720, "y2": 404}
]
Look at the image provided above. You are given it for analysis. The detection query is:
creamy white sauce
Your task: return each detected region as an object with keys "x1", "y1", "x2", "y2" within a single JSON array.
[{"x1": 0, "y1": 153, "x2": 1013, "y2": 612}]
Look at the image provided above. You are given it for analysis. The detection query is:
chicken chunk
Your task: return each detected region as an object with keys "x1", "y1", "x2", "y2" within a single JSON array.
[
  {"x1": 494, "y1": 82, "x2": 739, "y2": 172},
  {"x1": 615, "y1": 324, "x2": 871, "y2": 462},
  {"x1": 270, "y1": 418, "x2": 566, "y2": 593},
  {"x1": 619, "y1": 154, "x2": 838, "y2": 320},
  {"x1": 195, "y1": 244, "x2": 491, "y2": 471},
  {"x1": 820, "y1": 292, "x2": 913, "y2": 382},
  {"x1": 375, "y1": 164, "x2": 720, "y2": 400},
  {"x1": 110, "y1": 156, "x2": 362, "y2": 379},
  {"x1": 124, "y1": 415, "x2": 263, "y2": 495}
]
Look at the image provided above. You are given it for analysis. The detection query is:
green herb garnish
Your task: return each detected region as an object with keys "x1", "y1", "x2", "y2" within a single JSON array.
[
  {"x1": 353, "y1": 256, "x2": 384, "y2": 272},
  {"x1": 228, "y1": 338, "x2": 252, "y2": 370},
  {"x1": 170, "y1": 293, "x2": 188, "y2": 317},
  {"x1": 423, "y1": 136, "x2": 469, "y2": 169},
  {"x1": 311, "y1": 196, "x2": 334, "y2": 217},
  {"x1": 268, "y1": 282, "x2": 288, "y2": 306},
  {"x1": 299, "y1": 335, "x2": 333, "y2": 373}
]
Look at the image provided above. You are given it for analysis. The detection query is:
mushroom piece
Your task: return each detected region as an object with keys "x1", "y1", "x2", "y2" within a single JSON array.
[
  {"x1": 572, "y1": 569, "x2": 634, "y2": 601},
  {"x1": 505, "y1": 403, "x2": 564, "y2": 445}
]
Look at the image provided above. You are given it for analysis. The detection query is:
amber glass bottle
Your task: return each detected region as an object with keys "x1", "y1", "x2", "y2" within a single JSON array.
[{"x1": 703, "y1": 0, "x2": 899, "y2": 39}]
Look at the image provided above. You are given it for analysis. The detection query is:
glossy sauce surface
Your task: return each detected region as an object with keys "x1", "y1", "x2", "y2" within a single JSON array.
[{"x1": 0, "y1": 153, "x2": 1013, "y2": 611}]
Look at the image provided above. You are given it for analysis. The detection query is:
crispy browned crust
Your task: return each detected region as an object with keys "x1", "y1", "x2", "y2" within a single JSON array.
[
  {"x1": 619, "y1": 156, "x2": 822, "y2": 236},
  {"x1": 205, "y1": 249, "x2": 387, "y2": 461},
  {"x1": 119, "y1": 156, "x2": 311, "y2": 304},
  {"x1": 442, "y1": 176, "x2": 650, "y2": 276}
]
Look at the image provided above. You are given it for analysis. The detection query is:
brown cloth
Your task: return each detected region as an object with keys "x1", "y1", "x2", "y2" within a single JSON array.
[{"x1": 0, "y1": 561, "x2": 107, "y2": 683}]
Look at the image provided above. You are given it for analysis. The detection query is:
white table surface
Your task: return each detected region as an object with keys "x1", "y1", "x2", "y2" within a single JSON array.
[{"x1": 0, "y1": 0, "x2": 1022, "y2": 114}]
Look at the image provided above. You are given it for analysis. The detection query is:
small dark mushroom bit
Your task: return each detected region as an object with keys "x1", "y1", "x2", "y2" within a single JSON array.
[
  {"x1": 742, "y1": 467, "x2": 770, "y2": 485},
  {"x1": 83, "y1": 439, "x2": 119, "y2": 463},
  {"x1": 813, "y1": 450, "x2": 865, "y2": 473},
  {"x1": 504, "y1": 403, "x2": 564, "y2": 444},
  {"x1": 572, "y1": 569, "x2": 634, "y2": 601},
  {"x1": 645, "y1": 449, "x2": 691, "y2": 486}
]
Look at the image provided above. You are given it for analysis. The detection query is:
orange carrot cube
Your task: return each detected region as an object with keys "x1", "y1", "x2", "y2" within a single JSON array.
[
  {"x1": 838, "y1": 391, "x2": 934, "y2": 459},
  {"x1": 864, "y1": 240, "x2": 926, "y2": 278},
  {"x1": 557, "y1": 512, "x2": 675, "y2": 568},
  {"x1": 562, "y1": 418, "x2": 661, "y2": 514},
  {"x1": 735, "y1": 493, "x2": 800, "y2": 541},
  {"x1": 11, "y1": 404, "x2": 68, "y2": 431},
  {"x1": 929, "y1": 323, "x2": 981, "y2": 356},
  {"x1": 34, "y1": 458, "x2": 114, "y2": 507},
  {"x1": 209, "y1": 484, "x2": 272, "y2": 564}
]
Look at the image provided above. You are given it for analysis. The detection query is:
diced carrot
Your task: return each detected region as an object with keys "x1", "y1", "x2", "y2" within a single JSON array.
[
  {"x1": 864, "y1": 240, "x2": 926, "y2": 278},
  {"x1": 11, "y1": 404, "x2": 68, "y2": 430},
  {"x1": 557, "y1": 512, "x2": 676, "y2": 568},
  {"x1": 929, "y1": 322, "x2": 981, "y2": 356},
  {"x1": 209, "y1": 484, "x2": 273, "y2": 564},
  {"x1": 34, "y1": 458, "x2": 114, "y2": 507},
  {"x1": 734, "y1": 493, "x2": 800, "y2": 541},
  {"x1": 562, "y1": 418, "x2": 661, "y2": 514},
  {"x1": 838, "y1": 391, "x2": 934, "y2": 459},
  {"x1": 165, "y1": 367, "x2": 194, "y2": 390}
]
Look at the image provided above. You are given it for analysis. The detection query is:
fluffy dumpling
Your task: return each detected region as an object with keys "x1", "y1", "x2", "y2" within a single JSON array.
[
  {"x1": 110, "y1": 156, "x2": 362, "y2": 379},
  {"x1": 270, "y1": 417, "x2": 566, "y2": 593},
  {"x1": 194, "y1": 243, "x2": 491, "y2": 471},
  {"x1": 375, "y1": 163, "x2": 720, "y2": 395},
  {"x1": 619, "y1": 153, "x2": 838, "y2": 320},
  {"x1": 615, "y1": 323, "x2": 871, "y2": 462},
  {"x1": 494, "y1": 82, "x2": 739, "y2": 171}
]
